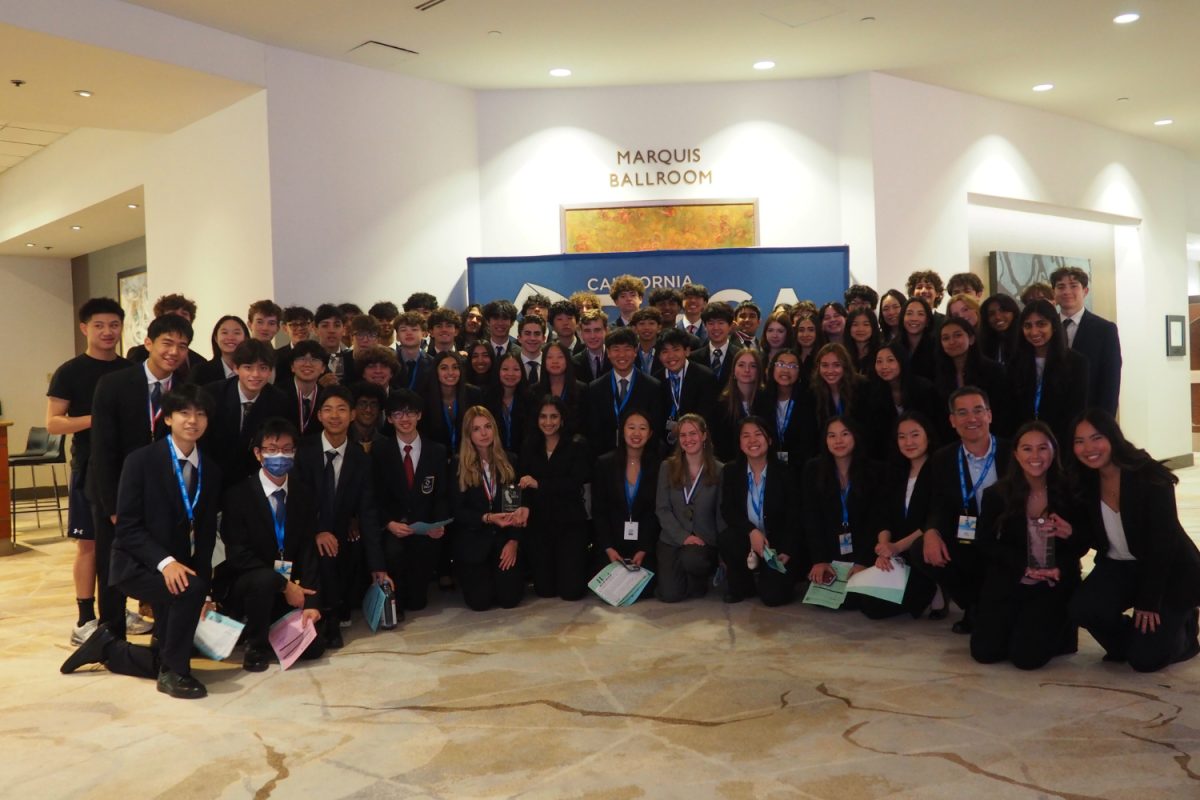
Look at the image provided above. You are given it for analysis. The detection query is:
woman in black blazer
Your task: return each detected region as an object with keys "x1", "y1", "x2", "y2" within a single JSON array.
[
  {"x1": 654, "y1": 413, "x2": 723, "y2": 602},
  {"x1": 452, "y1": 406, "x2": 528, "y2": 611},
  {"x1": 871, "y1": 411, "x2": 941, "y2": 618},
  {"x1": 1069, "y1": 410, "x2": 1200, "y2": 672},
  {"x1": 718, "y1": 416, "x2": 802, "y2": 606},
  {"x1": 517, "y1": 396, "x2": 591, "y2": 600},
  {"x1": 592, "y1": 409, "x2": 662, "y2": 590},
  {"x1": 845, "y1": 308, "x2": 881, "y2": 378},
  {"x1": 534, "y1": 341, "x2": 587, "y2": 438},
  {"x1": 421, "y1": 351, "x2": 483, "y2": 455},
  {"x1": 972, "y1": 422, "x2": 1088, "y2": 669},
  {"x1": 1010, "y1": 300, "x2": 1089, "y2": 449},
  {"x1": 190, "y1": 315, "x2": 249, "y2": 386},
  {"x1": 802, "y1": 416, "x2": 886, "y2": 608},
  {"x1": 753, "y1": 349, "x2": 817, "y2": 475},
  {"x1": 978, "y1": 294, "x2": 1020, "y2": 366},
  {"x1": 933, "y1": 317, "x2": 1013, "y2": 441},
  {"x1": 897, "y1": 296, "x2": 938, "y2": 382},
  {"x1": 483, "y1": 352, "x2": 533, "y2": 453},
  {"x1": 862, "y1": 344, "x2": 940, "y2": 460},
  {"x1": 711, "y1": 349, "x2": 763, "y2": 462}
]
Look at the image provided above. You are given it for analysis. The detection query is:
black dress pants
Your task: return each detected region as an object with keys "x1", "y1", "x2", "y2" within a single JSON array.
[
  {"x1": 971, "y1": 576, "x2": 1076, "y2": 670},
  {"x1": 716, "y1": 529, "x2": 796, "y2": 607},
  {"x1": 221, "y1": 567, "x2": 326, "y2": 660},
  {"x1": 93, "y1": 508, "x2": 126, "y2": 637},
  {"x1": 456, "y1": 541, "x2": 524, "y2": 612},
  {"x1": 111, "y1": 567, "x2": 208, "y2": 677},
  {"x1": 318, "y1": 536, "x2": 366, "y2": 616},
  {"x1": 908, "y1": 535, "x2": 984, "y2": 613},
  {"x1": 528, "y1": 522, "x2": 590, "y2": 601},
  {"x1": 383, "y1": 533, "x2": 442, "y2": 611}
]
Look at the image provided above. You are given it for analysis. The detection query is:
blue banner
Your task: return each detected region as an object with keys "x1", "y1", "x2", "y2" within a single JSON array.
[{"x1": 467, "y1": 246, "x2": 849, "y2": 321}]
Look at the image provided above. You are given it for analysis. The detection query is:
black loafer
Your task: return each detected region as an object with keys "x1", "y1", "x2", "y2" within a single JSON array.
[
  {"x1": 928, "y1": 605, "x2": 949, "y2": 621},
  {"x1": 157, "y1": 670, "x2": 207, "y2": 699},
  {"x1": 243, "y1": 647, "x2": 272, "y2": 672},
  {"x1": 61, "y1": 622, "x2": 114, "y2": 674},
  {"x1": 325, "y1": 626, "x2": 344, "y2": 650},
  {"x1": 951, "y1": 616, "x2": 973, "y2": 635}
]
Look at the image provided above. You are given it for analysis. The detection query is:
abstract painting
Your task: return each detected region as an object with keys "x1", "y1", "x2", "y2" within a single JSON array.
[
  {"x1": 117, "y1": 267, "x2": 150, "y2": 354},
  {"x1": 988, "y1": 251, "x2": 1093, "y2": 310},
  {"x1": 562, "y1": 200, "x2": 758, "y2": 253}
]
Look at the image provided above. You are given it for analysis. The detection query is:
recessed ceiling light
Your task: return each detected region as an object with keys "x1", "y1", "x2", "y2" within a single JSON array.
[
  {"x1": 1113, "y1": 12, "x2": 1140, "y2": 24},
  {"x1": 753, "y1": 60, "x2": 776, "y2": 71},
  {"x1": 74, "y1": 89, "x2": 92, "y2": 98},
  {"x1": 127, "y1": 203, "x2": 140, "y2": 209},
  {"x1": 549, "y1": 68, "x2": 571, "y2": 78},
  {"x1": 70, "y1": 225, "x2": 82, "y2": 231},
  {"x1": 1154, "y1": 118, "x2": 1174, "y2": 126},
  {"x1": 1032, "y1": 83, "x2": 1054, "y2": 92}
]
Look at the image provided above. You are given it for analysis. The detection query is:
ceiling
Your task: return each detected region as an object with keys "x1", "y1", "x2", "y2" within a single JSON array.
[
  {"x1": 119, "y1": 0, "x2": 1198, "y2": 156},
  {"x1": 0, "y1": 187, "x2": 145, "y2": 259}
]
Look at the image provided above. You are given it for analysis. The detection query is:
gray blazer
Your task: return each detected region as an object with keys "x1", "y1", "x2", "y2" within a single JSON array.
[{"x1": 655, "y1": 459, "x2": 724, "y2": 548}]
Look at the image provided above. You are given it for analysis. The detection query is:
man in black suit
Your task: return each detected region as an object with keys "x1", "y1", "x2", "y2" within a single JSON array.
[
  {"x1": 202, "y1": 340, "x2": 289, "y2": 489},
  {"x1": 585, "y1": 327, "x2": 662, "y2": 456},
  {"x1": 1052, "y1": 266, "x2": 1122, "y2": 416},
  {"x1": 124, "y1": 293, "x2": 207, "y2": 383},
  {"x1": 213, "y1": 418, "x2": 325, "y2": 671},
  {"x1": 394, "y1": 311, "x2": 435, "y2": 394},
  {"x1": 912, "y1": 386, "x2": 1012, "y2": 634},
  {"x1": 89, "y1": 313, "x2": 196, "y2": 638},
  {"x1": 278, "y1": 339, "x2": 329, "y2": 439},
  {"x1": 688, "y1": 301, "x2": 742, "y2": 385},
  {"x1": 62, "y1": 384, "x2": 221, "y2": 699},
  {"x1": 481, "y1": 299, "x2": 520, "y2": 362},
  {"x1": 314, "y1": 303, "x2": 357, "y2": 385},
  {"x1": 368, "y1": 390, "x2": 450, "y2": 616},
  {"x1": 573, "y1": 308, "x2": 611, "y2": 383},
  {"x1": 295, "y1": 385, "x2": 379, "y2": 648},
  {"x1": 426, "y1": 307, "x2": 463, "y2": 356},
  {"x1": 274, "y1": 304, "x2": 315, "y2": 382},
  {"x1": 549, "y1": 300, "x2": 585, "y2": 355},
  {"x1": 657, "y1": 328, "x2": 717, "y2": 445}
]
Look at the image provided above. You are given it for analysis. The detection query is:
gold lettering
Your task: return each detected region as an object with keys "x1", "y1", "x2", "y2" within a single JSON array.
[{"x1": 616, "y1": 150, "x2": 631, "y2": 165}]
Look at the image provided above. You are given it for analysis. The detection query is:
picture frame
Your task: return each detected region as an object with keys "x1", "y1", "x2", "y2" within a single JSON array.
[
  {"x1": 117, "y1": 266, "x2": 150, "y2": 355},
  {"x1": 561, "y1": 199, "x2": 758, "y2": 254}
]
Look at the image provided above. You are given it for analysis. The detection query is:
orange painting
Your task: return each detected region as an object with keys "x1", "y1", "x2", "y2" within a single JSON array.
[{"x1": 563, "y1": 201, "x2": 757, "y2": 253}]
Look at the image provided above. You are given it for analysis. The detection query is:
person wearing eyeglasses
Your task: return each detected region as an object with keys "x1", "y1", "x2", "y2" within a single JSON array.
[
  {"x1": 753, "y1": 349, "x2": 816, "y2": 475},
  {"x1": 910, "y1": 386, "x2": 1012, "y2": 635},
  {"x1": 213, "y1": 418, "x2": 325, "y2": 672}
]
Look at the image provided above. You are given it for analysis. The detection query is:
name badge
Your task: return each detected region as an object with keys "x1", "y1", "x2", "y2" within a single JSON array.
[
  {"x1": 273, "y1": 559, "x2": 294, "y2": 580},
  {"x1": 838, "y1": 532, "x2": 853, "y2": 556},
  {"x1": 957, "y1": 515, "x2": 978, "y2": 542},
  {"x1": 623, "y1": 521, "x2": 639, "y2": 541},
  {"x1": 777, "y1": 451, "x2": 789, "y2": 464}
]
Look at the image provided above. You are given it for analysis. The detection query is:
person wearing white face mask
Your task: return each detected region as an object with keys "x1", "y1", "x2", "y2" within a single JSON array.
[{"x1": 212, "y1": 418, "x2": 325, "y2": 673}]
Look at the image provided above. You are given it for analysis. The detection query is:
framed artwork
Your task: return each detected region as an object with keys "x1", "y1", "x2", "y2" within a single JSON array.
[
  {"x1": 562, "y1": 199, "x2": 758, "y2": 253},
  {"x1": 987, "y1": 251, "x2": 1093, "y2": 310},
  {"x1": 117, "y1": 266, "x2": 150, "y2": 355}
]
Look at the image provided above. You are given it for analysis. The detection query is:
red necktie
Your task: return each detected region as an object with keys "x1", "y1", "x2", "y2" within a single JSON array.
[{"x1": 403, "y1": 444, "x2": 415, "y2": 488}]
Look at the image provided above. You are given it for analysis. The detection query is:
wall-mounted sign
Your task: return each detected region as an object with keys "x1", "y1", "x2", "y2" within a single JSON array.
[{"x1": 611, "y1": 148, "x2": 712, "y2": 187}]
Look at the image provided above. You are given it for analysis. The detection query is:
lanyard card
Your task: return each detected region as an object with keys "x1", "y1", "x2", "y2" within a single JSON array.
[
  {"x1": 777, "y1": 451, "x2": 789, "y2": 464},
  {"x1": 838, "y1": 531, "x2": 854, "y2": 556},
  {"x1": 956, "y1": 515, "x2": 977, "y2": 542},
  {"x1": 273, "y1": 559, "x2": 294, "y2": 580},
  {"x1": 623, "y1": 521, "x2": 640, "y2": 541}
]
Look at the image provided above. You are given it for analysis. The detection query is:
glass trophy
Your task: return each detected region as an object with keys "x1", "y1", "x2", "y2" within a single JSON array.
[
  {"x1": 501, "y1": 483, "x2": 522, "y2": 513},
  {"x1": 1027, "y1": 516, "x2": 1056, "y2": 571}
]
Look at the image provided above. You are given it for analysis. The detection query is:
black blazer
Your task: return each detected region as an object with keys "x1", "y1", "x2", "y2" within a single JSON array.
[
  {"x1": 110, "y1": 438, "x2": 222, "y2": 586},
  {"x1": 1011, "y1": 350, "x2": 1089, "y2": 447},
  {"x1": 294, "y1": 435, "x2": 379, "y2": 543},
  {"x1": 483, "y1": 386, "x2": 535, "y2": 453},
  {"x1": 397, "y1": 351, "x2": 435, "y2": 396},
  {"x1": 453, "y1": 454, "x2": 523, "y2": 564},
  {"x1": 200, "y1": 377, "x2": 289, "y2": 489},
  {"x1": 709, "y1": 396, "x2": 754, "y2": 463},
  {"x1": 898, "y1": 332, "x2": 938, "y2": 382},
  {"x1": 189, "y1": 358, "x2": 232, "y2": 388},
  {"x1": 592, "y1": 450, "x2": 661, "y2": 558},
  {"x1": 976, "y1": 482, "x2": 1088, "y2": 592},
  {"x1": 519, "y1": 434, "x2": 591, "y2": 537},
  {"x1": 87, "y1": 364, "x2": 173, "y2": 517},
  {"x1": 924, "y1": 437, "x2": 1012, "y2": 549},
  {"x1": 861, "y1": 376, "x2": 940, "y2": 461},
  {"x1": 882, "y1": 460, "x2": 934, "y2": 545},
  {"x1": 689, "y1": 338, "x2": 743, "y2": 385},
  {"x1": 1070, "y1": 310, "x2": 1121, "y2": 415},
  {"x1": 1079, "y1": 469, "x2": 1200, "y2": 612},
  {"x1": 369, "y1": 435, "x2": 450, "y2": 572},
  {"x1": 752, "y1": 386, "x2": 818, "y2": 471},
  {"x1": 278, "y1": 377, "x2": 325, "y2": 439},
  {"x1": 573, "y1": 350, "x2": 611, "y2": 384},
  {"x1": 720, "y1": 459, "x2": 801, "y2": 558},
  {"x1": 584, "y1": 369, "x2": 663, "y2": 456},
  {"x1": 933, "y1": 353, "x2": 1014, "y2": 440},
  {"x1": 126, "y1": 344, "x2": 207, "y2": 383},
  {"x1": 659, "y1": 363, "x2": 717, "y2": 439},
  {"x1": 216, "y1": 472, "x2": 322, "y2": 609},
  {"x1": 802, "y1": 457, "x2": 886, "y2": 567},
  {"x1": 420, "y1": 384, "x2": 484, "y2": 452}
]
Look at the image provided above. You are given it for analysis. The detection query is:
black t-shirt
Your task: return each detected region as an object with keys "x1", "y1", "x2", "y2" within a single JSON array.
[{"x1": 47, "y1": 353, "x2": 129, "y2": 470}]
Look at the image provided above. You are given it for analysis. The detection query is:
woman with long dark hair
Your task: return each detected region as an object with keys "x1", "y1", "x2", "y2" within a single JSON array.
[
  {"x1": 897, "y1": 296, "x2": 937, "y2": 381},
  {"x1": 933, "y1": 317, "x2": 1012, "y2": 440},
  {"x1": 878, "y1": 289, "x2": 905, "y2": 343},
  {"x1": 457, "y1": 303, "x2": 485, "y2": 350},
  {"x1": 845, "y1": 308, "x2": 881, "y2": 378},
  {"x1": 757, "y1": 311, "x2": 795, "y2": 364},
  {"x1": 862, "y1": 343, "x2": 940, "y2": 459},
  {"x1": 809, "y1": 343, "x2": 866, "y2": 429},
  {"x1": 1010, "y1": 299, "x2": 1089, "y2": 448},
  {"x1": 654, "y1": 414, "x2": 723, "y2": 601},
  {"x1": 754, "y1": 349, "x2": 816, "y2": 473},
  {"x1": 1068, "y1": 410, "x2": 1200, "y2": 672},
  {"x1": 191, "y1": 315, "x2": 250, "y2": 385},
  {"x1": 793, "y1": 313, "x2": 819, "y2": 385},
  {"x1": 718, "y1": 416, "x2": 802, "y2": 606},
  {"x1": 534, "y1": 341, "x2": 586, "y2": 434},
  {"x1": 971, "y1": 422, "x2": 1087, "y2": 669},
  {"x1": 592, "y1": 409, "x2": 662, "y2": 590},
  {"x1": 465, "y1": 340, "x2": 495, "y2": 388},
  {"x1": 978, "y1": 294, "x2": 1021, "y2": 366},
  {"x1": 421, "y1": 351, "x2": 482, "y2": 453},
  {"x1": 483, "y1": 351, "x2": 532, "y2": 452},
  {"x1": 517, "y1": 396, "x2": 591, "y2": 600},
  {"x1": 711, "y1": 348, "x2": 763, "y2": 462},
  {"x1": 817, "y1": 301, "x2": 848, "y2": 348}
]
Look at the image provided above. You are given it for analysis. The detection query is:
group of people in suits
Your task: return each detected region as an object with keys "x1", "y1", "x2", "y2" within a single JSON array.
[{"x1": 52, "y1": 265, "x2": 1198, "y2": 700}]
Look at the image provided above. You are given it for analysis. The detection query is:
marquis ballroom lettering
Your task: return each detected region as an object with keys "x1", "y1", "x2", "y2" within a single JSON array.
[{"x1": 611, "y1": 147, "x2": 712, "y2": 187}]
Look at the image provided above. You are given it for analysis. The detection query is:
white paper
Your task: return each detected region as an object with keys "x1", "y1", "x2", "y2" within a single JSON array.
[
  {"x1": 193, "y1": 610, "x2": 245, "y2": 661},
  {"x1": 588, "y1": 562, "x2": 653, "y2": 607}
]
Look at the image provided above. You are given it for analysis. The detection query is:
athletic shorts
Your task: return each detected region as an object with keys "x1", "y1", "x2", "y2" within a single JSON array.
[{"x1": 67, "y1": 468, "x2": 94, "y2": 540}]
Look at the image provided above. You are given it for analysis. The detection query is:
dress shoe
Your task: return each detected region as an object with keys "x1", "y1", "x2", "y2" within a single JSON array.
[
  {"x1": 243, "y1": 647, "x2": 272, "y2": 672},
  {"x1": 722, "y1": 591, "x2": 744, "y2": 604},
  {"x1": 157, "y1": 670, "x2": 207, "y2": 699},
  {"x1": 927, "y1": 605, "x2": 949, "y2": 621},
  {"x1": 324, "y1": 621, "x2": 344, "y2": 650},
  {"x1": 61, "y1": 622, "x2": 114, "y2": 674},
  {"x1": 951, "y1": 616, "x2": 973, "y2": 635}
]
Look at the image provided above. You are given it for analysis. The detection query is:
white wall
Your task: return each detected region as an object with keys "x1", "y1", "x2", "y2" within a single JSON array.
[
  {"x1": 0, "y1": 255, "x2": 73, "y2": 488},
  {"x1": 476, "y1": 80, "x2": 844, "y2": 258},
  {"x1": 264, "y1": 47, "x2": 481, "y2": 311}
]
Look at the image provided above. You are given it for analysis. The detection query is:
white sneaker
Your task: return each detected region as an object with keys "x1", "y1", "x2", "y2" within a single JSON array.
[
  {"x1": 70, "y1": 618, "x2": 98, "y2": 646},
  {"x1": 125, "y1": 609, "x2": 154, "y2": 635}
]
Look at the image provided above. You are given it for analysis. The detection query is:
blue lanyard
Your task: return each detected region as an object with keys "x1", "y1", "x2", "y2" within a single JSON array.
[
  {"x1": 624, "y1": 467, "x2": 641, "y2": 519},
  {"x1": 501, "y1": 399, "x2": 514, "y2": 449},
  {"x1": 1033, "y1": 373, "x2": 1043, "y2": 419},
  {"x1": 747, "y1": 467, "x2": 766, "y2": 528},
  {"x1": 165, "y1": 437, "x2": 201, "y2": 527},
  {"x1": 836, "y1": 396, "x2": 845, "y2": 416},
  {"x1": 610, "y1": 369, "x2": 636, "y2": 420},
  {"x1": 839, "y1": 481, "x2": 851, "y2": 529},
  {"x1": 957, "y1": 436, "x2": 996, "y2": 512},
  {"x1": 443, "y1": 399, "x2": 458, "y2": 450},
  {"x1": 776, "y1": 398, "x2": 794, "y2": 441},
  {"x1": 669, "y1": 371, "x2": 683, "y2": 418}
]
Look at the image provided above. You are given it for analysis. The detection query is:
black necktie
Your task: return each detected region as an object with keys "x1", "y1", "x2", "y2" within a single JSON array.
[
  {"x1": 618, "y1": 377, "x2": 629, "y2": 403},
  {"x1": 711, "y1": 348, "x2": 722, "y2": 372},
  {"x1": 496, "y1": 345, "x2": 505, "y2": 359},
  {"x1": 301, "y1": 396, "x2": 312, "y2": 426},
  {"x1": 241, "y1": 401, "x2": 254, "y2": 433},
  {"x1": 320, "y1": 451, "x2": 338, "y2": 529},
  {"x1": 527, "y1": 361, "x2": 539, "y2": 384},
  {"x1": 406, "y1": 360, "x2": 416, "y2": 376},
  {"x1": 594, "y1": 356, "x2": 602, "y2": 377},
  {"x1": 150, "y1": 381, "x2": 163, "y2": 422}
]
